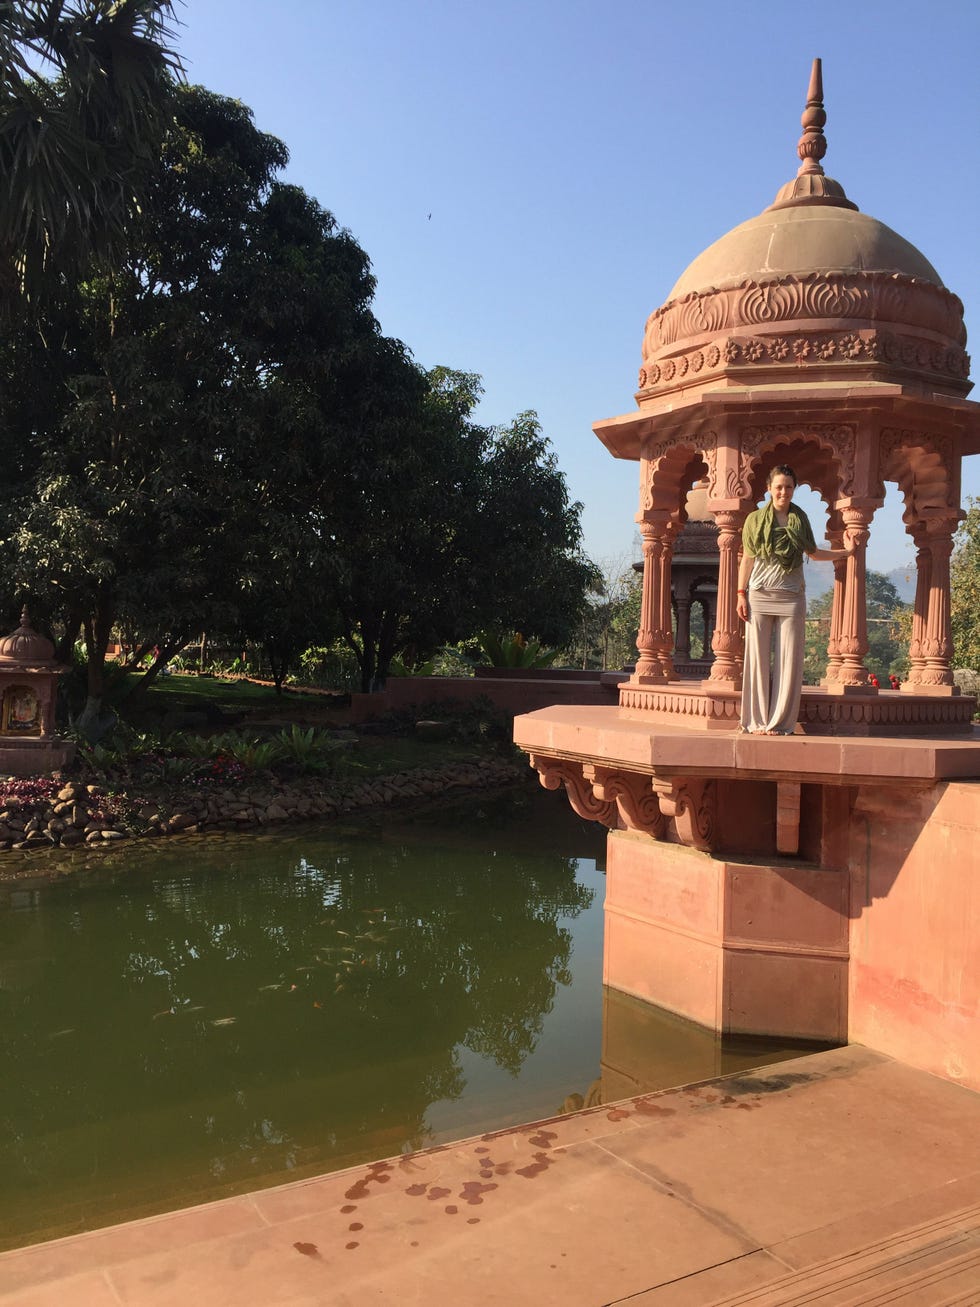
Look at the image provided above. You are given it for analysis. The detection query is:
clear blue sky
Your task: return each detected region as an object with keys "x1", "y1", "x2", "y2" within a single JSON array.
[{"x1": 175, "y1": 0, "x2": 979, "y2": 578}]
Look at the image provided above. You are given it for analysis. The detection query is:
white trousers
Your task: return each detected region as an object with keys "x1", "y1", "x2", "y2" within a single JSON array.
[{"x1": 740, "y1": 588, "x2": 805, "y2": 734}]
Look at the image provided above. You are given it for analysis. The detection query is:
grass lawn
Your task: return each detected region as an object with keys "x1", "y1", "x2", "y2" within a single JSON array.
[
  {"x1": 113, "y1": 671, "x2": 517, "y2": 778},
  {"x1": 138, "y1": 673, "x2": 297, "y2": 710}
]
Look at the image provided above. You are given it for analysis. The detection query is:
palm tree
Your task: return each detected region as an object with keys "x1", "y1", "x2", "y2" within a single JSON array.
[{"x1": 0, "y1": 0, "x2": 182, "y2": 300}]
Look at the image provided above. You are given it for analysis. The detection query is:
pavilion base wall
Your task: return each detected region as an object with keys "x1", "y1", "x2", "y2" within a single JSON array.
[
  {"x1": 604, "y1": 777, "x2": 980, "y2": 1093},
  {"x1": 604, "y1": 832, "x2": 849, "y2": 1043},
  {"x1": 844, "y1": 779, "x2": 980, "y2": 1092}
]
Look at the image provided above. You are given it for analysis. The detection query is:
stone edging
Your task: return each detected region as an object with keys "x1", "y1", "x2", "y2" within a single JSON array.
[{"x1": 0, "y1": 758, "x2": 528, "y2": 854}]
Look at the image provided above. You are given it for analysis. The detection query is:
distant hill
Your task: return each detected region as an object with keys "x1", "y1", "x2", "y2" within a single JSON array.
[
  {"x1": 885, "y1": 566, "x2": 917, "y2": 603},
  {"x1": 806, "y1": 562, "x2": 917, "y2": 604}
]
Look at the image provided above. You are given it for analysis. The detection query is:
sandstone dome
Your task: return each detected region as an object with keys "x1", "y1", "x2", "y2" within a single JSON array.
[
  {"x1": 667, "y1": 204, "x2": 944, "y2": 302},
  {"x1": 637, "y1": 61, "x2": 969, "y2": 399},
  {"x1": 0, "y1": 611, "x2": 56, "y2": 665}
]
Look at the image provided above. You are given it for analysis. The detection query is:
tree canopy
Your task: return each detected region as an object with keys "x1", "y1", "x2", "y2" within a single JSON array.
[
  {"x1": 0, "y1": 78, "x2": 599, "y2": 711},
  {"x1": 0, "y1": 0, "x2": 182, "y2": 299},
  {"x1": 804, "y1": 572, "x2": 910, "y2": 684},
  {"x1": 951, "y1": 498, "x2": 980, "y2": 672}
]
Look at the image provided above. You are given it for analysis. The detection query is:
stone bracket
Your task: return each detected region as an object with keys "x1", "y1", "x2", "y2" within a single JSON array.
[
  {"x1": 652, "y1": 777, "x2": 717, "y2": 852},
  {"x1": 585, "y1": 765, "x2": 666, "y2": 839},
  {"x1": 529, "y1": 754, "x2": 617, "y2": 828},
  {"x1": 528, "y1": 752, "x2": 720, "y2": 850}
]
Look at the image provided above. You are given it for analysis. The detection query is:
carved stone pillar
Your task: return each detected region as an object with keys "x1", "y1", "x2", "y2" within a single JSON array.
[
  {"x1": 823, "y1": 530, "x2": 847, "y2": 683},
  {"x1": 709, "y1": 511, "x2": 745, "y2": 686},
  {"x1": 658, "y1": 520, "x2": 679, "y2": 680},
  {"x1": 703, "y1": 594, "x2": 716, "y2": 659},
  {"x1": 675, "y1": 592, "x2": 692, "y2": 660},
  {"x1": 633, "y1": 510, "x2": 670, "y2": 682},
  {"x1": 906, "y1": 527, "x2": 930, "y2": 686},
  {"x1": 918, "y1": 518, "x2": 956, "y2": 687},
  {"x1": 835, "y1": 506, "x2": 874, "y2": 688}
]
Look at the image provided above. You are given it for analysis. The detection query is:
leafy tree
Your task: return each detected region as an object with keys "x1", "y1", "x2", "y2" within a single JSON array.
[
  {"x1": 315, "y1": 374, "x2": 600, "y2": 692},
  {"x1": 0, "y1": 88, "x2": 364, "y2": 726},
  {"x1": 0, "y1": 73, "x2": 599, "y2": 708},
  {"x1": 0, "y1": 0, "x2": 181, "y2": 299},
  {"x1": 804, "y1": 571, "x2": 910, "y2": 684},
  {"x1": 472, "y1": 411, "x2": 600, "y2": 648},
  {"x1": 567, "y1": 556, "x2": 639, "y2": 669},
  {"x1": 951, "y1": 498, "x2": 980, "y2": 671}
]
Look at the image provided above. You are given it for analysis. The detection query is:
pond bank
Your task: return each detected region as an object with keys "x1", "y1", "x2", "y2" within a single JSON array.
[
  {"x1": 0, "y1": 755, "x2": 528, "y2": 875},
  {"x1": 4, "y1": 1046, "x2": 978, "y2": 1303}
]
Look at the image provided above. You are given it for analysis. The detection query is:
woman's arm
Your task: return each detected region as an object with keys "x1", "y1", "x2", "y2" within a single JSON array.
[
  {"x1": 736, "y1": 550, "x2": 755, "y2": 622},
  {"x1": 808, "y1": 531, "x2": 856, "y2": 563}
]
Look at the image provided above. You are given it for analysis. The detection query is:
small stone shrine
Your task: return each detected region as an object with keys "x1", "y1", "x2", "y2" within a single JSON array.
[{"x1": 0, "y1": 609, "x2": 74, "y2": 775}]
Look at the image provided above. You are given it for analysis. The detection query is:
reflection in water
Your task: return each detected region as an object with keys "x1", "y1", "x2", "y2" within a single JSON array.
[
  {"x1": 558, "y1": 988, "x2": 829, "y2": 1115},
  {"x1": 0, "y1": 788, "x2": 829, "y2": 1251},
  {"x1": 0, "y1": 790, "x2": 604, "y2": 1248}
]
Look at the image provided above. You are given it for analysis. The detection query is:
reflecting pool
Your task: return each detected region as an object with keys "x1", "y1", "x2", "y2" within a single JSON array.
[{"x1": 0, "y1": 787, "x2": 824, "y2": 1250}]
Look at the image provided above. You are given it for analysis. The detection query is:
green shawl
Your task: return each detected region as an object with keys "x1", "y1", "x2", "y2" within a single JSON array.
[{"x1": 742, "y1": 502, "x2": 816, "y2": 572}]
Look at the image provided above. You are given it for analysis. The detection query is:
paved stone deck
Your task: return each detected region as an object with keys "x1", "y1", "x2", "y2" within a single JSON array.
[{"x1": 2, "y1": 1045, "x2": 979, "y2": 1305}]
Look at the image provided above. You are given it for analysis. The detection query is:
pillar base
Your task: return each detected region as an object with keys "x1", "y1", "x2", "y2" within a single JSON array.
[{"x1": 819, "y1": 681, "x2": 877, "y2": 695}]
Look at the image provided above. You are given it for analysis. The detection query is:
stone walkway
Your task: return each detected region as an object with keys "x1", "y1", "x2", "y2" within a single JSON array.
[{"x1": 2, "y1": 1046, "x2": 979, "y2": 1305}]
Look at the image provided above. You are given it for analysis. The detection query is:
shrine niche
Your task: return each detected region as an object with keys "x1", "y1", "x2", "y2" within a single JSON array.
[
  {"x1": 0, "y1": 610, "x2": 74, "y2": 775},
  {"x1": 2, "y1": 685, "x2": 41, "y2": 735}
]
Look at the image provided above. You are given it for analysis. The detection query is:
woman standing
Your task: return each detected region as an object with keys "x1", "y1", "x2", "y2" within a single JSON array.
[{"x1": 736, "y1": 465, "x2": 853, "y2": 735}]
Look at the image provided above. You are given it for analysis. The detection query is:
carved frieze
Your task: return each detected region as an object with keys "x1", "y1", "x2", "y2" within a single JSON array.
[
  {"x1": 637, "y1": 328, "x2": 970, "y2": 399},
  {"x1": 643, "y1": 271, "x2": 967, "y2": 357}
]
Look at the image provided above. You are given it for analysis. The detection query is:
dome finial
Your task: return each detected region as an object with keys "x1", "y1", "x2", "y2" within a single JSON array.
[
  {"x1": 768, "y1": 59, "x2": 857, "y2": 211},
  {"x1": 797, "y1": 58, "x2": 827, "y2": 177}
]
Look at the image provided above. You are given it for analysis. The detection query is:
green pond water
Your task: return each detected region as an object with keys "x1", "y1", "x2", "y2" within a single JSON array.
[{"x1": 0, "y1": 786, "x2": 823, "y2": 1250}]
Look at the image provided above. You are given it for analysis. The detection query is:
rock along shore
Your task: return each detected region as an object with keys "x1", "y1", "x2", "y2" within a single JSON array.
[{"x1": 0, "y1": 757, "x2": 528, "y2": 855}]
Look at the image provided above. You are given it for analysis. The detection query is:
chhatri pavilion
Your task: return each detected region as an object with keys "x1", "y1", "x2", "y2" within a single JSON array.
[{"x1": 516, "y1": 61, "x2": 980, "y2": 1092}]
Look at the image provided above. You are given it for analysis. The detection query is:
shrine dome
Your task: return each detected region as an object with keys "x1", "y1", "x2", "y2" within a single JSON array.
[
  {"x1": 637, "y1": 60, "x2": 971, "y2": 401},
  {"x1": 667, "y1": 205, "x2": 943, "y2": 302},
  {"x1": 0, "y1": 610, "x2": 56, "y2": 665}
]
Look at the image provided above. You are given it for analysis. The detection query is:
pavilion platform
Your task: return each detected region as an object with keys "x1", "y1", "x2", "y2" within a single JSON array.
[{"x1": 2, "y1": 1045, "x2": 979, "y2": 1304}]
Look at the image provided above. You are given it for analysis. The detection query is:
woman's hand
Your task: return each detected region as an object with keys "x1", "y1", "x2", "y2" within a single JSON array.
[{"x1": 736, "y1": 592, "x2": 749, "y2": 622}]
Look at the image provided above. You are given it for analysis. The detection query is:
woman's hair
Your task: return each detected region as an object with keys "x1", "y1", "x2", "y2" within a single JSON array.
[{"x1": 767, "y1": 463, "x2": 797, "y2": 487}]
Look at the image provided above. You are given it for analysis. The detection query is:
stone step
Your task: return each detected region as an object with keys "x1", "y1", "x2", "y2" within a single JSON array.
[{"x1": 707, "y1": 1201, "x2": 980, "y2": 1305}]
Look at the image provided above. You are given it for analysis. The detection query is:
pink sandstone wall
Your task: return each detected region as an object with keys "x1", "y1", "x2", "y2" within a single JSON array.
[
  {"x1": 603, "y1": 777, "x2": 979, "y2": 1092},
  {"x1": 604, "y1": 832, "x2": 849, "y2": 1043},
  {"x1": 845, "y1": 780, "x2": 980, "y2": 1093}
]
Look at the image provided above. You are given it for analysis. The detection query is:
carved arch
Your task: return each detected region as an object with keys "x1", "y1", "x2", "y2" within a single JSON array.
[
  {"x1": 640, "y1": 433, "x2": 718, "y2": 512},
  {"x1": 736, "y1": 424, "x2": 856, "y2": 506},
  {"x1": 879, "y1": 429, "x2": 958, "y2": 531}
]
